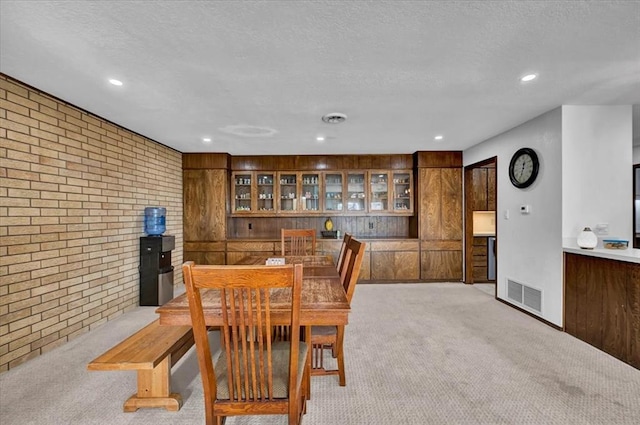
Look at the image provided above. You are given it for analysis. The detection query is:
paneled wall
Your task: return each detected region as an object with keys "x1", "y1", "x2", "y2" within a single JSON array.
[
  {"x1": 229, "y1": 216, "x2": 412, "y2": 239},
  {"x1": 227, "y1": 153, "x2": 416, "y2": 239},
  {"x1": 0, "y1": 75, "x2": 183, "y2": 371},
  {"x1": 415, "y1": 152, "x2": 464, "y2": 281}
]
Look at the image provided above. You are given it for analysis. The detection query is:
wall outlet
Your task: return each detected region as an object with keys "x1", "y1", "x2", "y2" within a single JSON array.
[
  {"x1": 368, "y1": 222, "x2": 374, "y2": 229},
  {"x1": 594, "y1": 223, "x2": 609, "y2": 235}
]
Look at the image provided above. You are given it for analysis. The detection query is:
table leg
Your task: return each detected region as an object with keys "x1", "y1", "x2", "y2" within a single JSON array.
[{"x1": 123, "y1": 355, "x2": 183, "y2": 412}]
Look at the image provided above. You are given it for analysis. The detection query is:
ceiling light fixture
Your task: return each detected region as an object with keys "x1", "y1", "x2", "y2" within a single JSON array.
[
  {"x1": 321, "y1": 112, "x2": 347, "y2": 124},
  {"x1": 202, "y1": 137, "x2": 211, "y2": 142},
  {"x1": 520, "y1": 73, "x2": 537, "y2": 82},
  {"x1": 108, "y1": 78, "x2": 123, "y2": 86},
  {"x1": 316, "y1": 136, "x2": 325, "y2": 142},
  {"x1": 434, "y1": 135, "x2": 444, "y2": 141}
]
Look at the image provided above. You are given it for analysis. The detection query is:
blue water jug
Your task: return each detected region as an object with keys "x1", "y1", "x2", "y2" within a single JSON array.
[{"x1": 144, "y1": 207, "x2": 166, "y2": 236}]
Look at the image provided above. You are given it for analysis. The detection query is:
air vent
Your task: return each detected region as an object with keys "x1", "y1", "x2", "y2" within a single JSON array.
[
  {"x1": 322, "y1": 112, "x2": 347, "y2": 124},
  {"x1": 506, "y1": 278, "x2": 542, "y2": 314}
]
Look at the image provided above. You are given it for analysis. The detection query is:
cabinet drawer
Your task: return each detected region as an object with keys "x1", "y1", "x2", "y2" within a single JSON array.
[
  {"x1": 371, "y1": 251, "x2": 419, "y2": 280},
  {"x1": 227, "y1": 241, "x2": 276, "y2": 252},
  {"x1": 370, "y1": 240, "x2": 419, "y2": 251}
]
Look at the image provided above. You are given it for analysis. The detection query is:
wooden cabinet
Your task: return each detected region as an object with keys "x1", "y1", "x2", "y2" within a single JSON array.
[
  {"x1": 317, "y1": 239, "x2": 343, "y2": 264},
  {"x1": 226, "y1": 241, "x2": 278, "y2": 264},
  {"x1": 324, "y1": 172, "x2": 345, "y2": 213},
  {"x1": 256, "y1": 173, "x2": 276, "y2": 213},
  {"x1": 418, "y1": 167, "x2": 463, "y2": 281},
  {"x1": 346, "y1": 171, "x2": 367, "y2": 213},
  {"x1": 231, "y1": 169, "x2": 413, "y2": 216},
  {"x1": 277, "y1": 172, "x2": 299, "y2": 213},
  {"x1": 232, "y1": 172, "x2": 277, "y2": 214},
  {"x1": 300, "y1": 172, "x2": 322, "y2": 213},
  {"x1": 183, "y1": 242, "x2": 226, "y2": 265},
  {"x1": 370, "y1": 240, "x2": 419, "y2": 280},
  {"x1": 564, "y1": 253, "x2": 640, "y2": 369},
  {"x1": 183, "y1": 153, "x2": 230, "y2": 265},
  {"x1": 277, "y1": 171, "x2": 323, "y2": 213},
  {"x1": 391, "y1": 171, "x2": 413, "y2": 212},
  {"x1": 369, "y1": 171, "x2": 389, "y2": 212},
  {"x1": 184, "y1": 169, "x2": 227, "y2": 241}
]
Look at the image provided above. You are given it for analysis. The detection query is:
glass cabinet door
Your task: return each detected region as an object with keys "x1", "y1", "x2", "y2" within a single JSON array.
[
  {"x1": 301, "y1": 173, "x2": 321, "y2": 212},
  {"x1": 392, "y1": 171, "x2": 412, "y2": 212},
  {"x1": 346, "y1": 172, "x2": 366, "y2": 212},
  {"x1": 256, "y1": 172, "x2": 275, "y2": 212},
  {"x1": 233, "y1": 172, "x2": 253, "y2": 212},
  {"x1": 369, "y1": 171, "x2": 389, "y2": 212},
  {"x1": 324, "y1": 172, "x2": 344, "y2": 212},
  {"x1": 278, "y1": 173, "x2": 298, "y2": 212}
]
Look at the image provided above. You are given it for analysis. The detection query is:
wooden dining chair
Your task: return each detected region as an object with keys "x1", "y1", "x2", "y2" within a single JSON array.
[
  {"x1": 182, "y1": 261, "x2": 309, "y2": 425},
  {"x1": 281, "y1": 228, "x2": 316, "y2": 255},
  {"x1": 335, "y1": 232, "x2": 352, "y2": 276},
  {"x1": 311, "y1": 237, "x2": 365, "y2": 386}
]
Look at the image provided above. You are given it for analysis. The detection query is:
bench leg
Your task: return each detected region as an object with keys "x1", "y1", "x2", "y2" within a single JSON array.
[{"x1": 123, "y1": 356, "x2": 183, "y2": 412}]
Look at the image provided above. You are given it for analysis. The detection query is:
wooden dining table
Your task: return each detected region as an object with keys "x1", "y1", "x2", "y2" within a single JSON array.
[{"x1": 156, "y1": 255, "x2": 350, "y2": 327}]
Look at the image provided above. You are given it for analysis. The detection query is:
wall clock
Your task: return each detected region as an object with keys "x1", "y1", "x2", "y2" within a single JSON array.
[{"x1": 508, "y1": 147, "x2": 540, "y2": 189}]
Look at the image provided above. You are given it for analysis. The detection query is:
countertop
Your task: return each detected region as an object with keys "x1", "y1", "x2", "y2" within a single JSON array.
[{"x1": 563, "y1": 239, "x2": 640, "y2": 264}]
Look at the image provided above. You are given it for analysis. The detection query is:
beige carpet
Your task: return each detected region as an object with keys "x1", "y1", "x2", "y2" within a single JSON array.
[{"x1": 1, "y1": 282, "x2": 639, "y2": 424}]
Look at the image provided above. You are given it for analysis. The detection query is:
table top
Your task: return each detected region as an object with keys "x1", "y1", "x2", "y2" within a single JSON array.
[{"x1": 156, "y1": 255, "x2": 350, "y2": 326}]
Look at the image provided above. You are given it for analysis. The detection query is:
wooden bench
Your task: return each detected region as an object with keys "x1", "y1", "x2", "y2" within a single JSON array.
[{"x1": 87, "y1": 319, "x2": 194, "y2": 412}]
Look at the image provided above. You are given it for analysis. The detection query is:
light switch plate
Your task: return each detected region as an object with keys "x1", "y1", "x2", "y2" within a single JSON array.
[{"x1": 594, "y1": 223, "x2": 609, "y2": 235}]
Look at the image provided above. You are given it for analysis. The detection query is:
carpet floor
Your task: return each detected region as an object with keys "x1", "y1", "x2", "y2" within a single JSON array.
[{"x1": 1, "y1": 282, "x2": 639, "y2": 424}]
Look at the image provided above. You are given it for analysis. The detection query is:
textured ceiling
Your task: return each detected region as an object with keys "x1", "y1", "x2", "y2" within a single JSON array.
[{"x1": 1, "y1": 0, "x2": 639, "y2": 155}]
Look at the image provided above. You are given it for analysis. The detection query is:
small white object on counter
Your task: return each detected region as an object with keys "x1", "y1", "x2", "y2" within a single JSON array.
[
  {"x1": 576, "y1": 227, "x2": 598, "y2": 249},
  {"x1": 265, "y1": 257, "x2": 286, "y2": 265}
]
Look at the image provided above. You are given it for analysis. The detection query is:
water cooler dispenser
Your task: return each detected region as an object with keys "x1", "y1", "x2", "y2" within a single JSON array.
[{"x1": 139, "y1": 235, "x2": 175, "y2": 306}]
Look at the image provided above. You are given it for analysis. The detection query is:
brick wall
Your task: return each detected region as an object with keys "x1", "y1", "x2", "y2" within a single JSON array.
[{"x1": 0, "y1": 75, "x2": 183, "y2": 372}]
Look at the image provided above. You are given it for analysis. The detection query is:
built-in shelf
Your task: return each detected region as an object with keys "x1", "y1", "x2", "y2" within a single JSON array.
[{"x1": 472, "y1": 211, "x2": 496, "y2": 237}]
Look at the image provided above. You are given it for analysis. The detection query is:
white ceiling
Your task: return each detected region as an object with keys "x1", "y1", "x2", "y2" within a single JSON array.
[{"x1": 1, "y1": 1, "x2": 639, "y2": 155}]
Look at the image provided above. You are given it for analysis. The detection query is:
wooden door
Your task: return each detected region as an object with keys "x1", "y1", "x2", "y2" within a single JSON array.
[
  {"x1": 183, "y1": 169, "x2": 227, "y2": 241},
  {"x1": 419, "y1": 167, "x2": 463, "y2": 280}
]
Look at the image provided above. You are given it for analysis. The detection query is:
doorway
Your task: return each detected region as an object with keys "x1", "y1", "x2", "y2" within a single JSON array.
[{"x1": 464, "y1": 157, "x2": 498, "y2": 293}]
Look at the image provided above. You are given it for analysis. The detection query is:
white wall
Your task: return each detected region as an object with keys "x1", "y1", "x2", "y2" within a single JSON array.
[
  {"x1": 562, "y1": 105, "x2": 633, "y2": 241},
  {"x1": 464, "y1": 108, "x2": 564, "y2": 326}
]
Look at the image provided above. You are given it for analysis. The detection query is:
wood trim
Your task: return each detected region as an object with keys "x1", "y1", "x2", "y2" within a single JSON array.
[
  {"x1": 231, "y1": 154, "x2": 414, "y2": 171},
  {"x1": 414, "y1": 151, "x2": 463, "y2": 168},
  {"x1": 182, "y1": 153, "x2": 231, "y2": 169},
  {"x1": 370, "y1": 240, "x2": 419, "y2": 251},
  {"x1": 421, "y1": 240, "x2": 463, "y2": 250}
]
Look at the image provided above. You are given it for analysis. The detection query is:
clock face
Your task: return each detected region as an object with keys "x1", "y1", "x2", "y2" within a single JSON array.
[{"x1": 509, "y1": 148, "x2": 539, "y2": 188}]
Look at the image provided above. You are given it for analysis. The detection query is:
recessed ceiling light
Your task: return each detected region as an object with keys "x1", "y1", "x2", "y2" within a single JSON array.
[
  {"x1": 316, "y1": 136, "x2": 325, "y2": 142},
  {"x1": 108, "y1": 78, "x2": 123, "y2": 86},
  {"x1": 202, "y1": 137, "x2": 212, "y2": 143},
  {"x1": 434, "y1": 135, "x2": 444, "y2": 141},
  {"x1": 520, "y1": 73, "x2": 537, "y2": 82}
]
